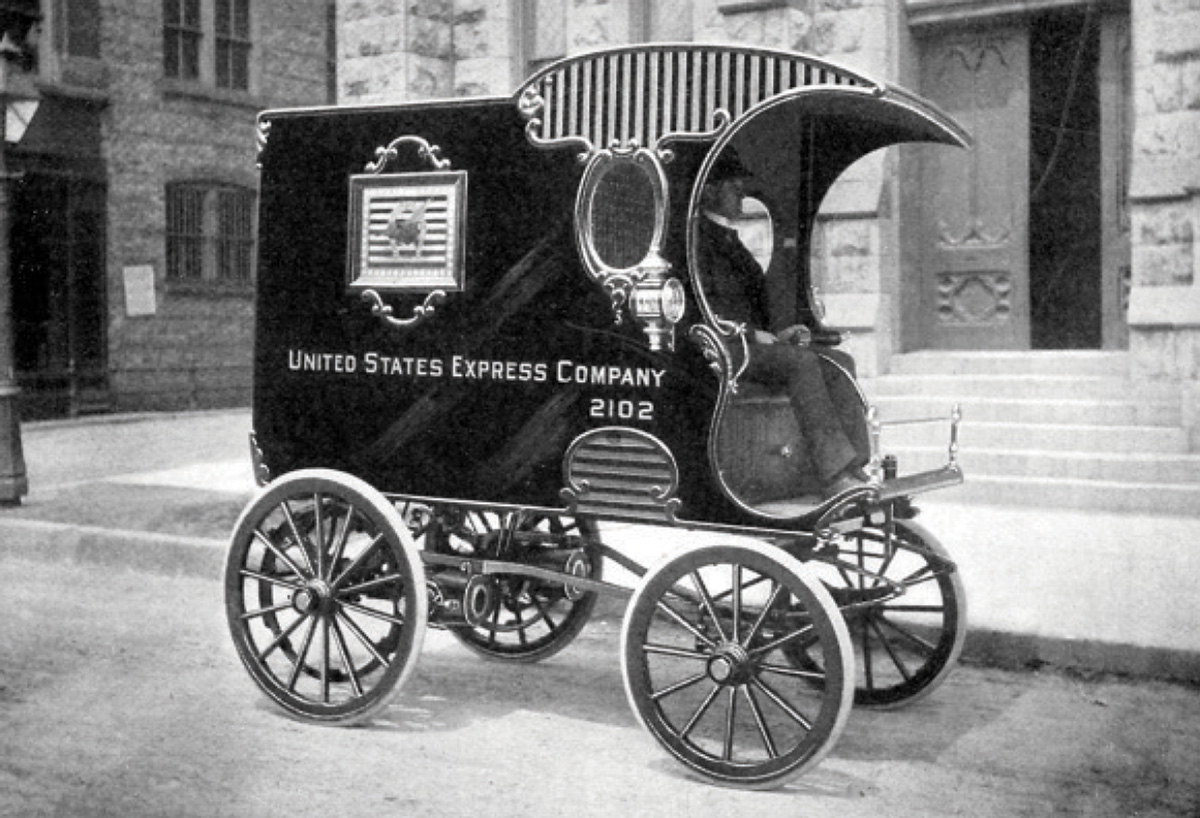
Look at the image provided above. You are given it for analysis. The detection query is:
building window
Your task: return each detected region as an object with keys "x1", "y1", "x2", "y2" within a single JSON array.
[
  {"x1": 0, "y1": 0, "x2": 41, "y2": 72},
  {"x1": 163, "y1": 0, "x2": 252, "y2": 91},
  {"x1": 163, "y1": 0, "x2": 202, "y2": 81},
  {"x1": 65, "y1": 0, "x2": 101, "y2": 59},
  {"x1": 214, "y1": 0, "x2": 250, "y2": 90},
  {"x1": 166, "y1": 182, "x2": 255, "y2": 286}
]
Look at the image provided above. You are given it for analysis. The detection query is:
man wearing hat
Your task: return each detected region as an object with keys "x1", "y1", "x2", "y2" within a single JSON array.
[{"x1": 696, "y1": 147, "x2": 870, "y2": 501}]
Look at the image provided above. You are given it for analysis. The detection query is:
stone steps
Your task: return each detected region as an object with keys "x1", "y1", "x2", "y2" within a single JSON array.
[
  {"x1": 868, "y1": 373, "x2": 1180, "y2": 403},
  {"x1": 886, "y1": 349, "x2": 1130, "y2": 377},
  {"x1": 865, "y1": 351, "x2": 1195, "y2": 516},
  {"x1": 885, "y1": 446, "x2": 1200, "y2": 484},
  {"x1": 870, "y1": 395, "x2": 1181, "y2": 427},
  {"x1": 930, "y1": 475, "x2": 1200, "y2": 518},
  {"x1": 878, "y1": 419, "x2": 1188, "y2": 454}
]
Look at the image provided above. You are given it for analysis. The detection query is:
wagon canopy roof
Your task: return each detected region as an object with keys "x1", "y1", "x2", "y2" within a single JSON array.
[{"x1": 515, "y1": 43, "x2": 970, "y2": 159}]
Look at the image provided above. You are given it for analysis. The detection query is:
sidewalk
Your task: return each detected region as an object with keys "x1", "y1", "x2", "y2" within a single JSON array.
[{"x1": 2, "y1": 408, "x2": 1197, "y2": 682}]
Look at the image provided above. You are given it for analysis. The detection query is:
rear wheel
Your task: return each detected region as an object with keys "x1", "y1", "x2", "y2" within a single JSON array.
[
  {"x1": 421, "y1": 508, "x2": 601, "y2": 663},
  {"x1": 224, "y1": 469, "x2": 426, "y2": 724},
  {"x1": 620, "y1": 541, "x2": 853, "y2": 789},
  {"x1": 791, "y1": 519, "x2": 966, "y2": 708}
]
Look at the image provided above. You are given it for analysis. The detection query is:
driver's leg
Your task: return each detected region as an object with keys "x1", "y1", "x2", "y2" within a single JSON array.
[{"x1": 744, "y1": 344, "x2": 863, "y2": 489}]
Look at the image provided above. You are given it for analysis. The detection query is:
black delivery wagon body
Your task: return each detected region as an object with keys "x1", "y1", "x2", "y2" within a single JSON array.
[{"x1": 225, "y1": 43, "x2": 971, "y2": 788}]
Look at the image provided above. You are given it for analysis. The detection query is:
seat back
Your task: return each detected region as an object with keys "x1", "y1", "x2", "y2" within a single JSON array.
[{"x1": 714, "y1": 351, "x2": 868, "y2": 508}]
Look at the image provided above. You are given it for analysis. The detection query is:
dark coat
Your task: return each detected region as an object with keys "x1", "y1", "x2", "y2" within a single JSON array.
[
  {"x1": 694, "y1": 215, "x2": 772, "y2": 332},
  {"x1": 695, "y1": 212, "x2": 867, "y2": 484}
]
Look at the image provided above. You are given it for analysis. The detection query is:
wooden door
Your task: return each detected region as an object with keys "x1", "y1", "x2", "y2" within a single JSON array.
[{"x1": 917, "y1": 28, "x2": 1030, "y2": 350}]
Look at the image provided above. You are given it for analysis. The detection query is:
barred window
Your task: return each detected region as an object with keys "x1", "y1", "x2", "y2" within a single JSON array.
[
  {"x1": 216, "y1": 186, "x2": 254, "y2": 282},
  {"x1": 163, "y1": 0, "x2": 202, "y2": 81},
  {"x1": 166, "y1": 182, "x2": 255, "y2": 285}
]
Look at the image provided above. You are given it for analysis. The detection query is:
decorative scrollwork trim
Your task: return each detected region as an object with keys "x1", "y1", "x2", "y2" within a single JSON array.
[
  {"x1": 658, "y1": 108, "x2": 733, "y2": 151},
  {"x1": 255, "y1": 116, "x2": 272, "y2": 169},
  {"x1": 365, "y1": 135, "x2": 451, "y2": 174},
  {"x1": 575, "y1": 147, "x2": 669, "y2": 328},
  {"x1": 361, "y1": 289, "x2": 446, "y2": 329},
  {"x1": 688, "y1": 322, "x2": 748, "y2": 394}
]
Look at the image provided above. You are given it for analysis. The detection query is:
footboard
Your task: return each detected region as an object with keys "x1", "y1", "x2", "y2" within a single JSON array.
[{"x1": 869, "y1": 404, "x2": 965, "y2": 501}]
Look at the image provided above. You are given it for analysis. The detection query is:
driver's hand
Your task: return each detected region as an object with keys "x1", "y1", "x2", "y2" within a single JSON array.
[
  {"x1": 777, "y1": 324, "x2": 813, "y2": 346},
  {"x1": 752, "y1": 330, "x2": 778, "y2": 345}
]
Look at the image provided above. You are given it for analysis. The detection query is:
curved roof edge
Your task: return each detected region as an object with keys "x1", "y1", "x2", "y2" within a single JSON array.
[{"x1": 514, "y1": 43, "x2": 969, "y2": 156}]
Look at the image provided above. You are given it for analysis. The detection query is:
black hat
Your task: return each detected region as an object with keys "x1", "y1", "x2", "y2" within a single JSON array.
[{"x1": 706, "y1": 147, "x2": 753, "y2": 184}]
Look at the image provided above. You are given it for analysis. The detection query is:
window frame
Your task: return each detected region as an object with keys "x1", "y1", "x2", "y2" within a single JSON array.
[
  {"x1": 165, "y1": 180, "x2": 257, "y2": 292},
  {"x1": 63, "y1": 0, "x2": 102, "y2": 60},
  {"x1": 213, "y1": 0, "x2": 250, "y2": 91},
  {"x1": 162, "y1": 0, "x2": 255, "y2": 95},
  {"x1": 0, "y1": 0, "x2": 41, "y2": 72},
  {"x1": 163, "y1": 0, "x2": 203, "y2": 82}
]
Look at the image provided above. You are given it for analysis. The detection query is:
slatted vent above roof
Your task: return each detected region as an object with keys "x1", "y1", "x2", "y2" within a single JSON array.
[{"x1": 516, "y1": 45, "x2": 881, "y2": 156}]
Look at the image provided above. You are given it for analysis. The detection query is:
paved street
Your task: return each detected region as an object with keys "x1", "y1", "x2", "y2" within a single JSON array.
[{"x1": 2, "y1": 556, "x2": 1198, "y2": 818}]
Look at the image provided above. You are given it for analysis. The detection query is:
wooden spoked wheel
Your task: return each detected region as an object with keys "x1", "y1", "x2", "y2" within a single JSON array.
[
  {"x1": 789, "y1": 519, "x2": 967, "y2": 708},
  {"x1": 420, "y1": 508, "x2": 602, "y2": 663},
  {"x1": 224, "y1": 469, "x2": 426, "y2": 724},
  {"x1": 620, "y1": 541, "x2": 854, "y2": 789}
]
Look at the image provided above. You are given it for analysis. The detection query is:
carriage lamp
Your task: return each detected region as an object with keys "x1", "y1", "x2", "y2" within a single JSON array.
[{"x1": 629, "y1": 255, "x2": 685, "y2": 352}]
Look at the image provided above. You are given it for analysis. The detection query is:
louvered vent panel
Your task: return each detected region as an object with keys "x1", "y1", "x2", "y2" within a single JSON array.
[
  {"x1": 520, "y1": 45, "x2": 879, "y2": 153},
  {"x1": 562, "y1": 428, "x2": 680, "y2": 523}
]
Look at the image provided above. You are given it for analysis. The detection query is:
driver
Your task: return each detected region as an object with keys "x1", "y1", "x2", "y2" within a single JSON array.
[{"x1": 696, "y1": 148, "x2": 871, "y2": 501}]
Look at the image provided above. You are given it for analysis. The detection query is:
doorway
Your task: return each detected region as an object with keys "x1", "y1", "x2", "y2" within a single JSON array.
[
  {"x1": 12, "y1": 171, "x2": 108, "y2": 418},
  {"x1": 1030, "y1": 8, "x2": 1101, "y2": 349},
  {"x1": 912, "y1": 5, "x2": 1130, "y2": 351}
]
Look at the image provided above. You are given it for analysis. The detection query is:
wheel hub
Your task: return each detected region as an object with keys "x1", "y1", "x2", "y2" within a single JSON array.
[
  {"x1": 707, "y1": 643, "x2": 753, "y2": 686},
  {"x1": 292, "y1": 579, "x2": 335, "y2": 615}
]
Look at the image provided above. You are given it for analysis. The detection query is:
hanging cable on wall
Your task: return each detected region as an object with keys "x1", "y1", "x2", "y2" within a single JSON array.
[{"x1": 1030, "y1": 1, "x2": 1096, "y2": 204}]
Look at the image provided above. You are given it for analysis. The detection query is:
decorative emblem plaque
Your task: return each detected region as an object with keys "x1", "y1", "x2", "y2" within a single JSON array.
[{"x1": 348, "y1": 170, "x2": 467, "y2": 294}]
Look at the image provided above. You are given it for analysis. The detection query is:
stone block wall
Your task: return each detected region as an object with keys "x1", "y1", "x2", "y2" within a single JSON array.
[
  {"x1": 1128, "y1": 0, "x2": 1200, "y2": 447},
  {"x1": 339, "y1": 0, "x2": 517, "y2": 102},
  {"x1": 102, "y1": 0, "x2": 330, "y2": 412}
]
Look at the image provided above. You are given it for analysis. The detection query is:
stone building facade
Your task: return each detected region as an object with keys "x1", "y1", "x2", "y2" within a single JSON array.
[
  {"x1": 1127, "y1": 0, "x2": 1200, "y2": 445},
  {"x1": 6, "y1": 0, "x2": 332, "y2": 417},
  {"x1": 336, "y1": 0, "x2": 1200, "y2": 453}
]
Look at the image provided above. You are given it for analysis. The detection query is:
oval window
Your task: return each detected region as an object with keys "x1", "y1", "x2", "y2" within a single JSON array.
[{"x1": 589, "y1": 160, "x2": 658, "y2": 271}]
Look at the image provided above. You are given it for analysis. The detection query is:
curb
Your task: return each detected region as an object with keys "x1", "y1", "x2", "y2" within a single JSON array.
[
  {"x1": 22, "y1": 407, "x2": 249, "y2": 434},
  {"x1": 959, "y1": 627, "x2": 1200, "y2": 684},
  {"x1": 0, "y1": 518, "x2": 226, "y2": 580},
  {"x1": 4, "y1": 518, "x2": 1197, "y2": 685}
]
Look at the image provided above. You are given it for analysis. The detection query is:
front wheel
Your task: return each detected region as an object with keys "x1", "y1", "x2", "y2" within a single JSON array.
[
  {"x1": 620, "y1": 541, "x2": 854, "y2": 789},
  {"x1": 224, "y1": 469, "x2": 427, "y2": 725}
]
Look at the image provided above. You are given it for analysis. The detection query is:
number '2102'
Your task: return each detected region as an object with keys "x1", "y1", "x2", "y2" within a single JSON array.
[{"x1": 590, "y1": 398, "x2": 654, "y2": 421}]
